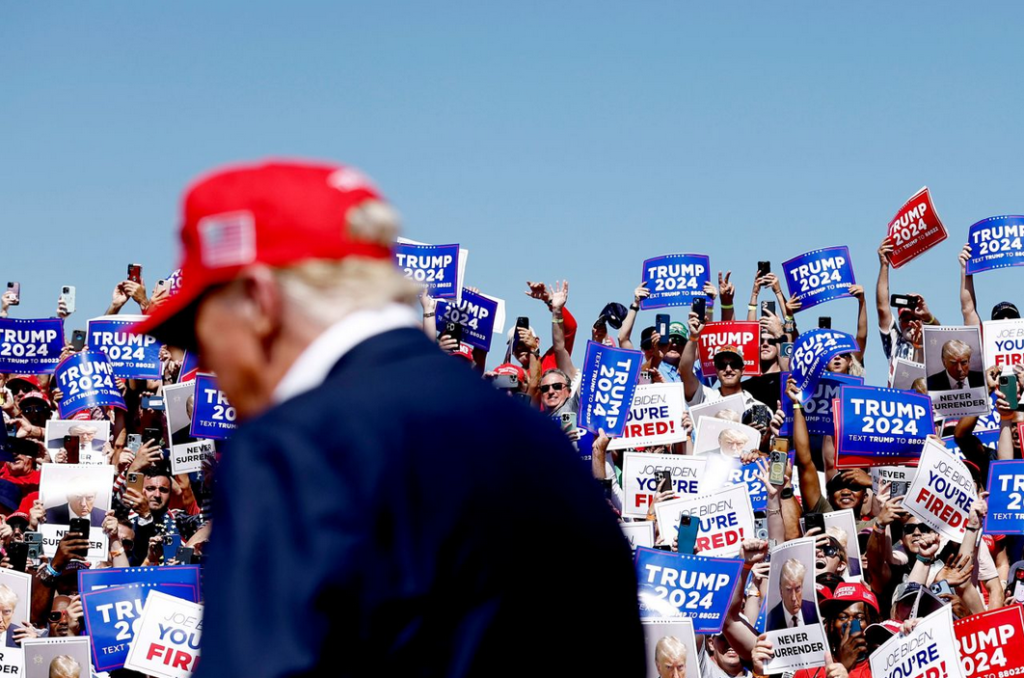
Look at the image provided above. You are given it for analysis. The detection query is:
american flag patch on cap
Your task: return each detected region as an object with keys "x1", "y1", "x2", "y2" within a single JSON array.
[{"x1": 198, "y1": 211, "x2": 256, "y2": 268}]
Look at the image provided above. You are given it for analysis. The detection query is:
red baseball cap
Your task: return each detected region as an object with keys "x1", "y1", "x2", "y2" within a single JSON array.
[
  {"x1": 494, "y1": 363, "x2": 527, "y2": 383},
  {"x1": 820, "y1": 582, "x2": 879, "y2": 616},
  {"x1": 133, "y1": 160, "x2": 392, "y2": 349}
]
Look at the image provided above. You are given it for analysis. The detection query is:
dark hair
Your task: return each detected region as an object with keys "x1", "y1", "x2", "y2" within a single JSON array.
[{"x1": 143, "y1": 466, "x2": 172, "y2": 482}]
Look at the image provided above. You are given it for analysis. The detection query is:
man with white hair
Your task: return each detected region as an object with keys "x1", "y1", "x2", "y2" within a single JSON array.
[
  {"x1": 133, "y1": 160, "x2": 644, "y2": 677},
  {"x1": 654, "y1": 635, "x2": 688, "y2": 678},
  {"x1": 926, "y1": 338, "x2": 985, "y2": 390},
  {"x1": 0, "y1": 584, "x2": 38, "y2": 647},
  {"x1": 766, "y1": 558, "x2": 819, "y2": 629},
  {"x1": 44, "y1": 476, "x2": 106, "y2": 527}
]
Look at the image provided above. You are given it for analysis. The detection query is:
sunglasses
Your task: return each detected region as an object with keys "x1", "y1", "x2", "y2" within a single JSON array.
[
  {"x1": 667, "y1": 336, "x2": 685, "y2": 345},
  {"x1": 539, "y1": 383, "x2": 568, "y2": 394},
  {"x1": 717, "y1": 361, "x2": 743, "y2": 372},
  {"x1": 20, "y1": 405, "x2": 48, "y2": 414},
  {"x1": 904, "y1": 523, "x2": 935, "y2": 535},
  {"x1": 819, "y1": 543, "x2": 841, "y2": 558},
  {"x1": 47, "y1": 610, "x2": 69, "y2": 623},
  {"x1": 760, "y1": 337, "x2": 778, "y2": 346}
]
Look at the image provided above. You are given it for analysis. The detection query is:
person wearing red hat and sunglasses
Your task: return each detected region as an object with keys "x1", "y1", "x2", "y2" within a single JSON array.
[{"x1": 133, "y1": 160, "x2": 643, "y2": 677}]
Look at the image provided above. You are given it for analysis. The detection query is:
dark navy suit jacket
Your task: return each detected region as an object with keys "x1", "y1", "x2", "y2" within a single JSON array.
[
  {"x1": 198, "y1": 328, "x2": 644, "y2": 677},
  {"x1": 766, "y1": 599, "x2": 819, "y2": 630}
]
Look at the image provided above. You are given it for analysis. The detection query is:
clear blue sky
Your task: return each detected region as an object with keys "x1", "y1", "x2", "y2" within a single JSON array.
[{"x1": 3, "y1": 3, "x2": 1022, "y2": 383}]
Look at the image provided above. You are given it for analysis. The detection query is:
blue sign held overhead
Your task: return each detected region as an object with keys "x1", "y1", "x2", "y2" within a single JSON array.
[
  {"x1": 435, "y1": 288, "x2": 499, "y2": 350},
  {"x1": 640, "y1": 254, "x2": 711, "y2": 310},
  {"x1": 635, "y1": 547, "x2": 744, "y2": 632},
  {"x1": 782, "y1": 246, "x2": 856, "y2": 311},
  {"x1": 190, "y1": 373, "x2": 236, "y2": 440},
  {"x1": 779, "y1": 371, "x2": 864, "y2": 437},
  {"x1": 966, "y1": 216, "x2": 1024, "y2": 274},
  {"x1": 984, "y1": 460, "x2": 1024, "y2": 535},
  {"x1": 577, "y1": 341, "x2": 643, "y2": 437},
  {"x1": 54, "y1": 350, "x2": 126, "y2": 418},
  {"x1": 0, "y1": 317, "x2": 64, "y2": 374},
  {"x1": 393, "y1": 242, "x2": 460, "y2": 298},
  {"x1": 88, "y1": 316, "x2": 162, "y2": 379},
  {"x1": 835, "y1": 385, "x2": 933, "y2": 463},
  {"x1": 788, "y1": 329, "x2": 859, "y2": 404}
]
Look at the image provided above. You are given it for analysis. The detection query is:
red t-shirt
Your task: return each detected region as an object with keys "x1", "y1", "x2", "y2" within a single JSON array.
[{"x1": 0, "y1": 465, "x2": 40, "y2": 496}]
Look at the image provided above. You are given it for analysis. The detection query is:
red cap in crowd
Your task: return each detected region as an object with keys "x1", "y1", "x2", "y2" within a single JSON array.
[
  {"x1": 820, "y1": 582, "x2": 879, "y2": 616},
  {"x1": 494, "y1": 363, "x2": 526, "y2": 383},
  {"x1": 133, "y1": 160, "x2": 392, "y2": 349}
]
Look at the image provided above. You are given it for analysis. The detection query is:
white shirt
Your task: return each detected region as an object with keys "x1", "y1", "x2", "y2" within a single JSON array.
[
  {"x1": 786, "y1": 610, "x2": 805, "y2": 628},
  {"x1": 272, "y1": 303, "x2": 419, "y2": 405}
]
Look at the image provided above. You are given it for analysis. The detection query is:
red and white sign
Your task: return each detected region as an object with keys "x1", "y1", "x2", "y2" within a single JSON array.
[
  {"x1": 125, "y1": 592, "x2": 203, "y2": 678},
  {"x1": 654, "y1": 484, "x2": 754, "y2": 557},
  {"x1": 697, "y1": 321, "x2": 761, "y2": 377},
  {"x1": 887, "y1": 186, "x2": 948, "y2": 268},
  {"x1": 608, "y1": 384, "x2": 687, "y2": 452},
  {"x1": 954, "y1": 605, "x2": 1024, "y2": 678}
]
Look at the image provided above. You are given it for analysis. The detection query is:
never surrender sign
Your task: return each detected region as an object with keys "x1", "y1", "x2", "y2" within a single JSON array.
[
  {"x1": 189, "y1": 374, "x2": 236, "y2": 441},
  {"x1": 789, "y1": 329, "x2": 859, "y2": 403},
  {"x1": 393, "y1": 241, "x2": 461, "y2": 298},
  {"x1": 835, "y1": 385, "x2": 933, "y2": 468},
  {"x1": 887, "y1": 187, "x2": 947, "y2": 268},
  {"x1": 966, "y1": 216, "x2": 1024, "y2": 274},
  {"x1": 640, "y1": 254, "x2": 711, "y2": 310},
  {"x1": 0, "y1": 317, "x2": 64, "y2": 374},
  {"x1": 577, "y1": 341, "x2": 642, "y2": 437},
  {"x1": 434, "y1": 288, "x2": 503, "y2": 351},
  {"x1": 54, "y1": 350, "x2": 126, "y2": 418},
  {"x1": 697, "y1": 321, "x2": 761, "y2": 377},
  {"x1": 88, "y1": 315, "x2": 162, "y2": 379},
  {"x1": 985, "y1": 460, "x2": 1024, "y2": 535},
  {"x1": 634, "y1": 547, "x2": 744, "y2": 632},
  {"x1": 608, "y1": 384, "x2": 687, "y2": 452},
  {"x1": 782, "y1": 246, "x2": 856, "y2": 311}
]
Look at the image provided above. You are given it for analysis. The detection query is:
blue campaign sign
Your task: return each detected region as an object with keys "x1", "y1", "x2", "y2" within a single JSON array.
[
  {"x1": 984, "y1": 460, "x2": 1024, "y2": 535},
  {"x1": 0, "y1": 317, "x2": 64, "y2": 374},
  {"x1": 54, "y1": 350, "x2": 126, "y2": 418},
  {"x1": 83, "y1": 582, "x2": 199, "y2": 672},
  {"x1": 789, "y1": 329, "x2": 859, "y2": 403},
  {"x1": 779, "y1": 371, "x2": 864, "y2": 437},
  {"x1": 87, "y1": 316, "x2": 162, "y2": 379},
  {"x1": 640, "y1": 254, "x2": 711, "y2": 310},
  {"x1": 393, "y1": 242, "x2": 460, "y2": 298},
  {"x1": 166, "y1": 268, "x2": 183, "y2": 295},
  {"x1": 635, "y1": 547, "x2": 744, "y2": 632},
  {"x1": 178, "y1": 350, "x2": 200, "y2": 383},
  {"x1": 190, "y1": 373, "x2": 236, "y2": 440},
  {"x1": 435, "y1": 289, "x2": 499, "y2": 350},
  {"x1": 966, "y1": 216, "x2": 1024, "y2": 274},
  {"x1": 782, "y1": 246, "x2": 856, "y2": 310},
  {"x1": 835, "y1": 385, "x2": 933, "y2": 462},
  {"x1": 79, "y1": 564, "x2": 202, "y2": 593},
  {"x1": 578, "y1": 341, "x2": 643, "y2": 437}
]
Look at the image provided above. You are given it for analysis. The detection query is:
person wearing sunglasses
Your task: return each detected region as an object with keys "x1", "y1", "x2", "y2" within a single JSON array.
[
  {"x1": 46, "y1": 595, "x2": 82, "y2": 637},
  {"x1": 681, "y1": 309, "x2": 768, "y2": 414}
]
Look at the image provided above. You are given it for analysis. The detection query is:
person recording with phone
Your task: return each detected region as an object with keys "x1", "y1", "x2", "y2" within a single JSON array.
[{"x1": 121, "y1": 467, "x2": 206, "y2": 566}]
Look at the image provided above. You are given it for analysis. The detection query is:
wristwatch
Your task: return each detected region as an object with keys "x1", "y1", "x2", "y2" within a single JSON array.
[{"x1": 780, "y1": 487, "x2": 794, "y2": 500}]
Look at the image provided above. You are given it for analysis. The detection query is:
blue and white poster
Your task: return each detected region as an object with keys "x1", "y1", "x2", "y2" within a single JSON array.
[
  {"x1": 778, "y1": 371, "x2": 864, "y2": 436},
  {"x1": 190, "y1": 373, "x2": 236, "y2": 440},
  {"x1": 0, "y1": 317, "x2": 64, "y2": 374},
  {"x1": 82, "y1": 582, "x2": 199, "y2": 672},
  {"x1": 699, "y1": 452, "x2": 796, "y2": 513},
  {"x1": 985, "y1": 460, "x2": 1024, "y2": 535},
  {"x1": 393, "y1": 239, "x2": 462, "y2": 299},
  {"x1": 178, "y1": 350, "x2": 200, "y2": 383},
  {"x1": 577, "y1": 341, "x2": 643, "y2": 437},
  {"x1": 782, "y1": 246, "x2": 856, "y2": 310},
  {"x1": 788, "y1": 329, "x2": 859, "y2": 403},
  {"x1": 834, "y1": 385, "x2": 934, "y2": 468},
  {"x1": 79, "y1": 564, "x2": 202, "y2": 594},
  {"x1": 966, "y1": 216, "x2": 1024, "y2": 274},
  {"x1": 635, "y1": 547, "x2": 744, "y2": 632},
  {"x1": 434, "y1": 288, "x2": 505, "y2": 350},
  {"x1": 87, "y1": 315, "x2": 162, "y2": 379},
  {"x1": 640, "y1": 254, "x2": 711, "y2": 310},
  {"x1": 54, "y1": 351, "x2": 126, "y2": 417}
]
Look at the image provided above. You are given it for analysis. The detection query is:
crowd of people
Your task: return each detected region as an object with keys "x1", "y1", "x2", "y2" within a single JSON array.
[{"x1": 0, "y1": 226, "x2": 1020, "y2": 678}]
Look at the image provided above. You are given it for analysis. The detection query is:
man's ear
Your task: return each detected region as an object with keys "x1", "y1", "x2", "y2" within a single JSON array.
[{"x1": 235, "y1": 265, "x2": 284, "y2": 342}]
